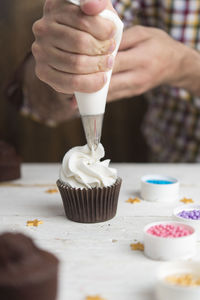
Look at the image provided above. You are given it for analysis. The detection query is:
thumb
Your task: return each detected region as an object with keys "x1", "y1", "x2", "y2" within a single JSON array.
[{"x1": 80, "y1": 0, "x2": 109, "y2": 15}]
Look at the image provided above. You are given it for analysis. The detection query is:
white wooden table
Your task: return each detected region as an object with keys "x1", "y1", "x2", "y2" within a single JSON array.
[{"x1": 1, "y1": 163, "x2": 200, "y2": 300}]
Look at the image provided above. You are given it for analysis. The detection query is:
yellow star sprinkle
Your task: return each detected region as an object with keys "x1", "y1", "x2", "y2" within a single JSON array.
[
  {"x1": 45, "y1": 188, "x2": 58, "y2": 194},
  {"x1": 180, "y1": 197, "x2": 194, "y2": 204},
  {"x1": 126, "y1": 197, "x2": 141, "y2": 204},
  {"x1": 86, "y1": 296, "x2": 106, "y2": 300},
  {"x1": 130, "y1": 242, "x2": 144, "y2": 251},
  {"x1": 166, "y1": 274, "x2": 200, "y2": 286},
  {"x1": 26, "y1": 219, "x2": 43, "y2": 227}
]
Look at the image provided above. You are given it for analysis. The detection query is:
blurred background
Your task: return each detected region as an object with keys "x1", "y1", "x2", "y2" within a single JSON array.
[{"x1": 0, "y1": 0, "x2": 148, "y2": 163}]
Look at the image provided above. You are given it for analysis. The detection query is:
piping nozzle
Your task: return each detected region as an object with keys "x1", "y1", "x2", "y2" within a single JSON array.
[{"x1": 81, "y1": 114, "x2": 104, "y2": 150}]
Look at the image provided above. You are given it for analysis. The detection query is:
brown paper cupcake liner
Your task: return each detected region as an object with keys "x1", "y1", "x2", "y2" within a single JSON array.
[
  {"x1": 0, "y1": 160, "x2": 21, "y2": 182},
  {"x1": 57, "y1": 177, "x2": 122, "y2": 223}
]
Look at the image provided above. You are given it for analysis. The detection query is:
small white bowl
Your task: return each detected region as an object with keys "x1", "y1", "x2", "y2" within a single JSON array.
[
  {"x1": 173, "y1": 205, "x2": 200, "y2": 241},
  {"x1": 144, "y1": 221, "x2": 196, "y2": 261},
  {"x1": 141, "y1": 174, "x2": 179, "y2": 202},
  {"x1": 156, "y1": 261, "x2": 200, "y2": 300}
]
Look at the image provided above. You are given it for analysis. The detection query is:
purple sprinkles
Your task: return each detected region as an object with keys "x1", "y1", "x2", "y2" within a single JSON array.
[{"x1": 178, "y1": 210, "x2": 200, "y2": 220}]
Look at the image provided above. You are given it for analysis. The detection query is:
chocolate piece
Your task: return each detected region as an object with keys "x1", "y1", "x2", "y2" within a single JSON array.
[
  {"x1": 57, "y1": 177, "x2": 122, "y2": 223},
  {"x1": 0, "y1": 141, "x2": 21, "y2": 182},
  {"x1": 0, "y1": 233, "x2": 59, "y2": 300}
]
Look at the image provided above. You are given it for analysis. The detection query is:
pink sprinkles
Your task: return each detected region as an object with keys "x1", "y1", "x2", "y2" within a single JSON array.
[{"x1": 147, "y1": 224, "x2": 193, "y2": 238}]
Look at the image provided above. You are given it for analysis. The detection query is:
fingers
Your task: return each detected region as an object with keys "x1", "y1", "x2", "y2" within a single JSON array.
[
  {"x1": 108, "y1": 71, "x2": 145, "y2": 101},
  {"x1": 32, "y1": 42, "x2": 114, "y2": 73},
  {"x1": 112, "y1": 51, "x2": 132, "y2": 73},
  {"x1": 108, "y1": 72, "x2": 133, "y2": 100},
  {"x1": 119, "y1": 26, "x2": 151, "y2": 51},
  {"x1": 53, "y1": 4, "x2": 116, "y2": 41},
  {"x1": 50, "y1": 51, "x2": 114, "y2": 74},
  {"x1": 80, "y1": 0, "x2": 108, "y2": 15},
  {"x1": 35, "y1": 63, "x2": 107, "y2": 94},
  {"x1": 113, "y1": 48, "x2": 141, "y2": 73},
  {"x1": 52, "y1": 22, "x2": 115, "y2": 55},
  {"x1": 33, "y1": 20, "x2": 115, "y2": 56},
  {"x1": 33, "y1": 0, "x2": 117, "y2": 95}
]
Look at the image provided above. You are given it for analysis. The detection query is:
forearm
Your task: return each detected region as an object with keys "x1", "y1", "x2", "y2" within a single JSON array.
[
  {"x1": 23, "y1": 55, "x2": 79, "y2": 125},
  {"x1": 169, "y1": 42, "x2": 200, "y2": 97},
  {"x1": 8, "y1": 54, "x2": 79, "y2": 126}
]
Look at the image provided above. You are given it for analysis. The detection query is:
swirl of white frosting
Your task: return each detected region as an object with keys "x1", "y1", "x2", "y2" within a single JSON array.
[{"x1": 60, "y1": 144, "x2": 117, "y2": 189}]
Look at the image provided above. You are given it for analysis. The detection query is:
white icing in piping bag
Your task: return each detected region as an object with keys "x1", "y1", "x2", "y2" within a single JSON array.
[{"x1": 66, "y1": 0, "x2": 123, "y2": 148}]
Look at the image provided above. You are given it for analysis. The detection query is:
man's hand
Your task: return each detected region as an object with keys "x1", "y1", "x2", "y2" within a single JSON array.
[
  {"x1": 32, "y1": 0, "x2": 116, "y2": 94},
  {"x1": 108, "y1": 25, "x2": 199, "y2": 101}
]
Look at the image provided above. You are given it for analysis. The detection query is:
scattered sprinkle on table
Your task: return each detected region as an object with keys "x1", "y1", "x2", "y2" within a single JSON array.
[
  {"x1": 166, "y1": 274, "x2": 200, "y2": 286},
  {"x1": 86, "y1": 296, "x2": 106, "y2": 300},
  {"x1": 180, "y1": 197, "x2": 194, "y2": 204},
  {"x1": 45, "y1": 188, "x2": 58, "y2": 194},
  {"x1": 126, "y1": 197, "x2": 141, "y2": 204},
  {"x1": 0, "y1": 183, "x2": 57, "y2": 188},
  {"x1": 178, "y1": 209, "x2": 200, "y2": 220},
  {"x1": 147, "y1": 224, "x2": 192, "y2": 238},
  {"x1": 130, "y1": 242, "x2": 144, "y2": 251},
  {"x1": 26, "y1": 219, "x2": 43, "y2": 227}
]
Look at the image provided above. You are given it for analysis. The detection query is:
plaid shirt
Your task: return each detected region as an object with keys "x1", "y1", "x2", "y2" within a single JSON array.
[{"x1": 112, "y1": 0, "x2": 200, "y2": 162}]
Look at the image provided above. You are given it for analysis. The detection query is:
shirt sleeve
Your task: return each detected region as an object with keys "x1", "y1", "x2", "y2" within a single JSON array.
[
  {"x1": 6, "y1": 53, "x2": 31, "y2": 110},
  {"x1": 5, "y1": 52, "x2": 79, "y2": 127}
]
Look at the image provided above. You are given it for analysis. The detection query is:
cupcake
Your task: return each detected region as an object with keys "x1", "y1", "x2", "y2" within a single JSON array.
[
  {"x1": 0, "y1": 232, "x2": 59, "y2": 300},
  {"x1": 57, "y1": 143, "x2": 122, "y2": 223},
  {"x1": 0, "y1": 140, "x2": 21, "y2": 182}
]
